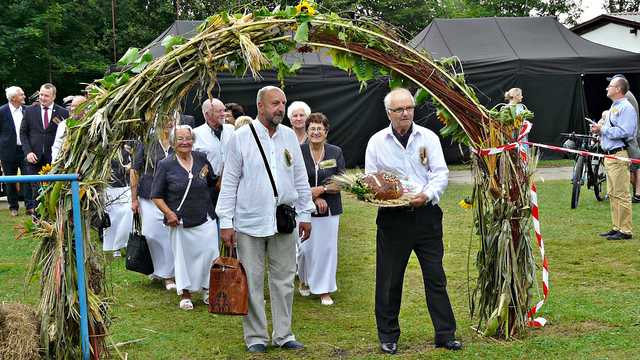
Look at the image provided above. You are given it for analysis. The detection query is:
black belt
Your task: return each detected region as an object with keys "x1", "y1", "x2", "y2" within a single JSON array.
[{"x1": 603, "y1": 147, "x2": 626, "y2": 155}]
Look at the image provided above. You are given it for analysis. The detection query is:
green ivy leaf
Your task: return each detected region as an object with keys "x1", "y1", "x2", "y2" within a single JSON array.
[
  {"x1": 415, "y1": 88, "x2": 430, "y2": 105},
  {"x1": 294, "y1": 21, "x2": 310, "y2": 43},
  {"x1": 161, "y1": 35, "x2": 186, "y2": 54},
  {"x1": 289, "y1": 62, "x2": 302, "y2": 73},
  {"x1": 117, "y1": 48, "x2": 140, "y2": 66},
  {"x1": 131, "y1": 51, "x2": 153, "y2": 73}
]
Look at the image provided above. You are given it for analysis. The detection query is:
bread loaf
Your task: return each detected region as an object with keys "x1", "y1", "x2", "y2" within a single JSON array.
[{"x1": 360, "y1": 172, "x2": 403, "y2": 200}]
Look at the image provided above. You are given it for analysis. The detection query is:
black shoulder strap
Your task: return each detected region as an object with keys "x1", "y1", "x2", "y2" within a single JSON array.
[{"x1": 249, "y1": 122, "x2": 278, "y2": 198}]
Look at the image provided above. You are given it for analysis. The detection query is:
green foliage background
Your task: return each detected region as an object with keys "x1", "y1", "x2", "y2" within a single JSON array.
[{"x1": 0, "y1": 0, "x2": 583, "y2": 100}]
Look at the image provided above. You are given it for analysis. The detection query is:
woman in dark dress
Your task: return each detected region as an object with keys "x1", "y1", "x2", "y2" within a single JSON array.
[
  {"x1": 298, "y1": 113, "x2": 346, "y2": 305},
  {"x1": 131, "y1": 118, "x2": 176, "y2": 289},
  {"x1": 151, "y1": 125, "x2": 219, "y2": 310}
]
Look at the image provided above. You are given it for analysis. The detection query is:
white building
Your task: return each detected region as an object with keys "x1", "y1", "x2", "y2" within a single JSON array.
[{"x1": 571, "y1": 13, "x2": 640, "y2": 53}]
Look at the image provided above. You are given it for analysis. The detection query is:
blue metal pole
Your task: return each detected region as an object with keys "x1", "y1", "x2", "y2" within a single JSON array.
[
  {"x1": 0, "y1": 174, "x2": 79, "y2": 183},
  {"x1": 1, "y1": 173, "x2": 90, "y2": 359},
  {"x1": 71, "y1": 180, "x2": 91, "y2": 360}
]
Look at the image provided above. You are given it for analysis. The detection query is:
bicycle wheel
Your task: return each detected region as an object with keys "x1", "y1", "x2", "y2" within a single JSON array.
[
  {"x1": 593, "y1": 157, "x2": 607, "y2": 201},
  {"x1": 571, "y1": 156, "x2": 585, "y2": 209}
]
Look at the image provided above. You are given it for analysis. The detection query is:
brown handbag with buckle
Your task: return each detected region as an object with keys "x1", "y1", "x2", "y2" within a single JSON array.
[{"x1": 208, "y1": 247, "x2": 249, "y2": 315}]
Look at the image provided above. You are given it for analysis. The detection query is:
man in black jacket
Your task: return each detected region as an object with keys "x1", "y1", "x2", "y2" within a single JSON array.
[
  {"x1": 19, "y1": 83, "x2": 69, "y2": 202},
  {"x1": 0, "y1": 86, "x2": 34, "y2": 215}
]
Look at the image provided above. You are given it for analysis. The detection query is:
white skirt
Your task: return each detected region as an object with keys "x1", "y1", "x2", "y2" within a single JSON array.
[
  {"x1": 170, "y1": 217, "x2": 219, "y2": 295},
  {"x1": 297, "y1": 215, "x2": 340, "y2": 294},
  {"x1": 103, "y1": 187, "x2": 133, "y2": 252},
  {"x1": 139, "y1": 198, "x2": 174, "y2": 279}
]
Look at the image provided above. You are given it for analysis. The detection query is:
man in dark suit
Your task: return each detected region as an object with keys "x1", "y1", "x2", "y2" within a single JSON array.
[
  {"x1": 0, "y1": 86, "x2": 34, "y2": 215},
  {"x1": 20, "y1": 83, "x2": 69, "y2": 202}
]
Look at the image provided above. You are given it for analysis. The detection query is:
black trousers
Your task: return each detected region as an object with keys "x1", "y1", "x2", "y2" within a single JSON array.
[
  {"x1": 375, "y1": 203, "x2": 456, "y2": 344},
  {"x1": 24, "y1": 154, "x2": 51, "y2": 209},
  {"x1": 3, "y1": 146, "x2": 35, "y2": 210}
]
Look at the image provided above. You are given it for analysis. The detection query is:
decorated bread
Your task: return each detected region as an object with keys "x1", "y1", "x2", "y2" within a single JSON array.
[{"x1": 359, "y1": 172, "x2": 403, "y2": 200}]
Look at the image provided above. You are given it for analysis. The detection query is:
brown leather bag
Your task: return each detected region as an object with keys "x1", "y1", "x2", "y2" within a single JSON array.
[{"x1": 208, "y1": 248, "x2": 249, "y2": 315}]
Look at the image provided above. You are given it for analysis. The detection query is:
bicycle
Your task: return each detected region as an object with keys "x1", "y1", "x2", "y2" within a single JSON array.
[{"x1": 561, "y1": 132, "x2": 607, "y2": 209}]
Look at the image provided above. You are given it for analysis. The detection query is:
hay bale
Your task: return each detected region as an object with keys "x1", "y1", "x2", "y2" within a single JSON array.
[{"x1": 0, "y1": 303, "x2": 41, "y2": 360}]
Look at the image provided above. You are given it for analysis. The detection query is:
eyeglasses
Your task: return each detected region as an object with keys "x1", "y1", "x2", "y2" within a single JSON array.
[
  {"x1": 387, "y1": 106, "x2": 415, "y2": 114},
  {"x1": 308, "y1": 127, "x2": 326, "y2": 133}
]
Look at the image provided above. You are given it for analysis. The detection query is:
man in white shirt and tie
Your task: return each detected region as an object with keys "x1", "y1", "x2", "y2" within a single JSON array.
[
  {"x1": 193, "y1": 98, "x2": 234, "y2": 179},
  {"x1": 365, "y1": 88, "x2": 461, "y2": 354},
  {"x1": 19, "y1": 83, "x2": 69, "y2": 207},
  {"x1": 216, "y1": 86, "x2": 313, "y2": 353},
  {"x1": 0, "y1": 86, "x2": 35, "y2": 215}
]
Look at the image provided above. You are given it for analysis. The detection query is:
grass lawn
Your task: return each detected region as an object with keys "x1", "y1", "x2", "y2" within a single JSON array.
[
  {"x1": 448, "y1": 159, "x2": 573, "y2": 171},
  {"x1": 1, "y1": 180, "x2": 639, "y2": 359}
]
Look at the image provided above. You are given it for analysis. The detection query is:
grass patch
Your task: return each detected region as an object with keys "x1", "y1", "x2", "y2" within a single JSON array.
[
  {"x1": 1, "y1": 180, "x2": 639, "y2": 359},
  {"x1": 449, "y1": 159, "x2": 573, "y2": 171}
]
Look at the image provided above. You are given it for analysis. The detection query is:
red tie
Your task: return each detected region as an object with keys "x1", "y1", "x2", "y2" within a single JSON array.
[{"x1": 43, "y1": 107, "x2": 49, "y2": 128}]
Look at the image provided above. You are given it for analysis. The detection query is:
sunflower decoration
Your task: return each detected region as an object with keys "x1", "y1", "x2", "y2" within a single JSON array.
[
  {"x1": 38, "y1": 163, "x2": 52, "y2": 175},
  {"x1": 332, "y1": 170, "x2": 417, "y2": 207},
  {"x1": 38, "y1": 163, "x2": 53, "y2": 187},
  {"x1": 458, "y1": 197, "x2": 473, "y2": 210},
  {"x1": 295, "y1": 0, "x2": 316, "y2": 16}
]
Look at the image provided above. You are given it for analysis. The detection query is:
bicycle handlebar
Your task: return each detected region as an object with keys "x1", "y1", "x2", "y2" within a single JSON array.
[{"x1": 560, "y1": 132, "x2": 598, "y2": 141}]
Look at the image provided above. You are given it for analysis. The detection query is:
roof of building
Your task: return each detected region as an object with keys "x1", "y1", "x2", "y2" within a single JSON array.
[{"x1": 571, "y1": 13, "x2": 640, "y2": 34}]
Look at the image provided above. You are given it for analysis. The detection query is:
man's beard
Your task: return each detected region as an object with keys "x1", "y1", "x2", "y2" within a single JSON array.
[{"x1": 269, "y1": 114, "x2": 283, "y2": 126}]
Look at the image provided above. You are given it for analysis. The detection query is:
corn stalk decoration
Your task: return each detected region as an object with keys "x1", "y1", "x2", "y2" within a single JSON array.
[{"x1": 31, "y1": 2, "x2": 540, "y2": 357}]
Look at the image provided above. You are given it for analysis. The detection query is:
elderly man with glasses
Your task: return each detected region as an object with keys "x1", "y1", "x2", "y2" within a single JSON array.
[
  {"x1": 591, "y1": 76, "x2": 638, "y2": 240},
  {"x1": 365, "y1": 88, "x2": 461, "y2": 355}
]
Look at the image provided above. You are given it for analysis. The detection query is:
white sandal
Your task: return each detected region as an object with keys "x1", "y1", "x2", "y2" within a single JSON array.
[
  {"x1": 320, "y1": 295, "x2": 334, "y2": 306},
  {"x1": 203, "y1": 291, "x2": 209, "y2": 305},
  {"x1": 298, "y1": 284, "x2": 311, "y2": 297},
  {"x1": 165, "y1": 280, "x2": 177, "y2": 291},
  {"x1": 179, "y1": 298, "x2": 193, "y2": 310}
]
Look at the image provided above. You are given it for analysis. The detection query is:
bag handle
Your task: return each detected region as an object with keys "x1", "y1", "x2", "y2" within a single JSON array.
[
  {"x1": 133, "y1": 212, "x2": 142, "y2": 234},
  {"x1": 174, "y1": 153, "x2": 194, "y2": 212},
  {"x1": 249, "y1": 122, "x2": 278, "y2": 199}
]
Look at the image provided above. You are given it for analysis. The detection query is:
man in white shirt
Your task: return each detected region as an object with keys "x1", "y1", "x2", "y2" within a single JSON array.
[
  {"x1": 192, "y1": 98, "x2": 234, "y2": 177},
  {"x1": 365, "y1": 88, "x2": 461, "y2": 354},
  {"x1": 216, "y1": 86, "x2": 313, "y2": 353},
  {"x1": 51, "y1": 95, "x2": 86, "y2": 162},
  {"x1": 0, "y1": 86, "x2": 34, "y2": 215}
]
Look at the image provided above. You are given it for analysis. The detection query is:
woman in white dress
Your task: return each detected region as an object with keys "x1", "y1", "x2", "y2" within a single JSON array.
[
  {"x1": 298, "y1": 113, "x2": 346, "y2": 305},
  {"x1": 103, "y1": 146, "x2": 133, "y2": 257},
  {"x1": 288, "y1": 101, "x2": 311, "y2": 144},
  {"x1": 131, "y1": 119, "x2": 176, "y2": 290},
  {"x1": 151, "y1": 125, "x2": 219, "y2": 310}
]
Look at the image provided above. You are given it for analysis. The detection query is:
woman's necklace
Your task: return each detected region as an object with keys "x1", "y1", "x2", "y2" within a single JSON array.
[
  {"x1": 311, "y1": 145, "x2": 324, "y2": 167},
  {"x1": 176, "y1": 154, "x2": 193, "y2": 178}
]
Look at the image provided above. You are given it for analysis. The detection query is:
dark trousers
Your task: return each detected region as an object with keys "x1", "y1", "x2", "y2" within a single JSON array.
[
  {"x1": 3, "y1": 146, "x2": 35, "y2": 210},
  {"x1": 375, "y1": 203, "x2": 456, "y2": 344},
  {"x1": 24, "y1": 155, "x2": 51, "y2": 208}
]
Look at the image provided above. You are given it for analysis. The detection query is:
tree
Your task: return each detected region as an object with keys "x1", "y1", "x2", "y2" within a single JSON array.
[
  {"x1": 605, "y1": 0, "x2": 640, "y2": 13},
  {"x1": 0, "y1": 0, "x2": 177, "y2": 100}
]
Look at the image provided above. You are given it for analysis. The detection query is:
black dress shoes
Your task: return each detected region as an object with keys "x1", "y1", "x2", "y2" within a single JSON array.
[
  {"x1": 380, "y1": 342, "x2": 397, "y2": 355},
  {"x1": 280, "y1": 340, "x2": 304, "y2": 350},
  {"x1": 599, "y1": 229, "x2": 618, "y2": 237},
  {"x1": 435, "y1": 339, "x2": 463, "y2": 351},
  {"x1": 607, "y1": 231, "x2": 632, "y2": 240},
  {"x1": 247, "y1": 344, "x2": 267, "y2": 353}
]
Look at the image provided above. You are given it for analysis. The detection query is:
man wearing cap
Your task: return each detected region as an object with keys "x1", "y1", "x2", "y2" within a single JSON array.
[{"x1": 591, "y1": 76, "x2": 637, "y2": 240}]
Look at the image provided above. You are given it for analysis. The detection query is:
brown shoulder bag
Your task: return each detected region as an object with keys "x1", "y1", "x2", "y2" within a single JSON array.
[{"x1": 208, "y1": 246, "x2": 249, "y2": 315}]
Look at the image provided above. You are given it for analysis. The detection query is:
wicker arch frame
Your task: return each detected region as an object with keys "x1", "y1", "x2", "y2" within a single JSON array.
[{"x1": 35, "y1": 10, "x2": 534, "y2": 358}]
